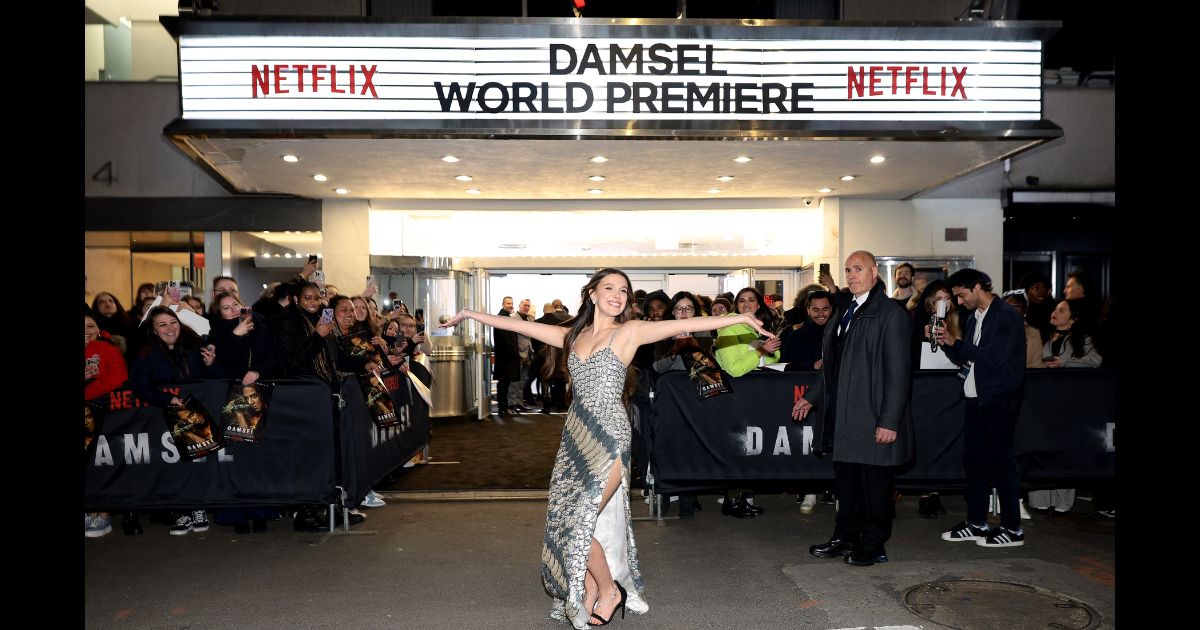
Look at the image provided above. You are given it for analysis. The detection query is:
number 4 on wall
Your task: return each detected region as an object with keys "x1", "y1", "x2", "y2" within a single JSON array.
[{"x1": 91, "y1": 161, "x2": 117, "y2": 185}]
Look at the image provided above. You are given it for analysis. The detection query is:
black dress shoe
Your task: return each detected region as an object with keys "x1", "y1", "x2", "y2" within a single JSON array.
[
  {"x1": 293, "y1": 509, "x2": 325, "y2": 532},
  {"x1": 844, "y1": 548, "x2": 888, "y2": 566},
  {"x1": 122, "y1": 513, "x2": 143, "y2": 536},
  {"x1": 810, "y1": 538, "x2": 855, "y2": 558},
  {"x1": 919, "y1": 495, "x2": 936, "y2": 519},
  {"x1": 729, "y1": 499, "x2": 757, "y2": 519},
  {"x1": 740, "y1": 493, "x2": 764, "y2": 515}
]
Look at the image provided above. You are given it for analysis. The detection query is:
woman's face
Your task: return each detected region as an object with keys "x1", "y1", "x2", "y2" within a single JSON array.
[
  {"x1": 1050, "y1": 300, "x2": 1075, "y2": 329},
  {"x1": 396, "y1": 304, "x2": 409, "y2": 315},
  {"x1": 736, "y1": 291, "x2": 759, "y2": 315},
  {"x1": 335, "y1": 300, "x2": 356, "y2": 332},
  {"x1": 152, "y1": 313, "x2": 181, "y2": 347},
  {"x1": 299, "y1": 287, "x2": 322, "y2": 314},
  {"x1": 85, "y1": 315, "x2": 100, "y2": 344},
  {"x1": 219, "y1": 295, "x2": 242, "y2": 321},
  {"x1": 590, "y1": 273, "x2": 629, "y2": 318},
  {"x1": 183, "y1": 298, "x2": 205, "y2": 315},
  {"x1": 672, "y1": 298, "x2": 696, "y2": 320},
  {"x1": 95, "y1": 293, "x2": 118, "y2": 316},
  {"x1": 352, "y1": 298, "x2": 369, "y2": 322},
  {"x1": 384, "y1": 321, "x2": 400, "y2": 337},
  {"x1": 399, "y1": 318, "x2": 417, "y2": 338},
  {"x1": 711, "y1": 302, "x2": 729, "y2": 316}
]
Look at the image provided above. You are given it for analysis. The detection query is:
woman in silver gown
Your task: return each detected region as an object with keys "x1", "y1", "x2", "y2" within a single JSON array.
[{"x1": 441, "y1": 268, "x2": 773, "y2": 628}]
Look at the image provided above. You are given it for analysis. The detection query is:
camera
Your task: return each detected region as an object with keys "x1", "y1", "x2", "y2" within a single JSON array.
[{"x1": 240, "y1": 306, "x2": 251, "y2": 316}]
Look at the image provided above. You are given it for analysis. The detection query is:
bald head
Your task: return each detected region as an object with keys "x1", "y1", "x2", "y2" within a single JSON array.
[{"x1": 844, "y1": 250, "x2": 880, "y2": 296}]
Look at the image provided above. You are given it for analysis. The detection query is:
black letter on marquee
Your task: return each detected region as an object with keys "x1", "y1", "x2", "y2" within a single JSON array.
[{"x1": 550, "y1": 44, "x2": 577, "y2": 75}]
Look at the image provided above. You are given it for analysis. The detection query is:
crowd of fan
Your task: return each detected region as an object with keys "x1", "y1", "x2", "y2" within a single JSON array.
[{"x1": 84, "y1": 259, "x2": 431, "y2": 538}]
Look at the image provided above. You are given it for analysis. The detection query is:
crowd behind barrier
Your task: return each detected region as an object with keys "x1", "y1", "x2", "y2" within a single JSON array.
[
  {"x1": 646, "y1": 369, "x2": 1115, "y2": 495},
  {"x1": 84, "y1": 375, "x2": 430, "y2": 512}
]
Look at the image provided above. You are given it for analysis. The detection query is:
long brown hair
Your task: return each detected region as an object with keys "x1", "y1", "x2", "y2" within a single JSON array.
[{"x1": 560, "y1": 268, "x2": 639, "y2": 404}]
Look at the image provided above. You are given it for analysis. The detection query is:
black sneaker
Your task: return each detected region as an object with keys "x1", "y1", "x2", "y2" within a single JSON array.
[
  {"x1": 190, "y1": 510, "x2": 210, "y2": 533},
  {"x1": 977, "y1": 526, "x2": 1025, "y2": 548},
  {"x1": 941, "y1": 521, "x2": 989, "y2": 542},
  {"x1": 170, "y1": 513, "x2": 193, "y2": 536}
]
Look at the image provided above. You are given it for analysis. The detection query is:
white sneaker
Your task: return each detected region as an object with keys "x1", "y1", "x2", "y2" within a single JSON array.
[
  {"x1": 85, "y1": 514, "x2": 112, "y2": 538},
  {"x1": 360, "y1": 490, "x2": 387, "y2": 508},
  {"x1": 799, "y1": 494, "x2": 817, "y2": 514}
]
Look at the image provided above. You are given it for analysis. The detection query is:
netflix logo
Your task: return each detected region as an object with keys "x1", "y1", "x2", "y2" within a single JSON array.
[
  {"x1": 251, "y1": 64, "x2": 380, "y2": 98},
  {"x1": 847, "y1": 65, "x2": 969, "y2": 100}
]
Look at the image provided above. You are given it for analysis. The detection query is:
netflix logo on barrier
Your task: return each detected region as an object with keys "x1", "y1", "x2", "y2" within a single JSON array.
[{"x1": 251, "y1": 64, "x2": 380, "y2": 98}]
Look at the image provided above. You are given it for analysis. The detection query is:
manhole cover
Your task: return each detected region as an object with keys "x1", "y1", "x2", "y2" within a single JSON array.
[
  {"x1": 1042, "y1": 512, "x2": 1116, "y2": 535},
  {"x1": 902, "y1": 580, "x2": 1101, "y2": 630}
]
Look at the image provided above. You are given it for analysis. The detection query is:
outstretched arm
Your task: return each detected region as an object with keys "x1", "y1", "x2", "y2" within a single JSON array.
[
  {"x1": 628, "y1": 313, "x2": 774, "y2": 347},
  {"x1": 441, "y1": 309, "x2": 569, "y2": 348}
]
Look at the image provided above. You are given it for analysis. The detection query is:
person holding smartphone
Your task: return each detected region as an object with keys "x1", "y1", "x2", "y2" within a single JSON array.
[{"x1": 269, "y1": 281, "x2": 340, "y2": 387}]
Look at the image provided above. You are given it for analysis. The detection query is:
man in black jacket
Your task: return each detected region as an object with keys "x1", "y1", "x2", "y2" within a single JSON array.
[
  {"x1": 493, "y1": 296, "x2": 521, "y2": 415},
  {"x1": 936, "y1": 269, "x2": 1027, "y2": 548},
  {"x1": 793, "y1": 251, "x2": 913, "y2": 567}
]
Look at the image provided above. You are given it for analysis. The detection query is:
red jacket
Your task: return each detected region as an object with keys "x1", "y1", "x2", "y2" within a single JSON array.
[{"x1": 85, "y1": 336, "x2": 128, "y2": 401}]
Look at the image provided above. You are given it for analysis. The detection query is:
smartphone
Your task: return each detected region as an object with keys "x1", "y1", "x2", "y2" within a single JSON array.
[
  {"x1": 178, "y1": 284, "x2": 193, "y2": 299},
  {"x1": 240, "y1": 306, "x2": 253, "y2": 319},
  {"x1": 168, "y1": 280, "x2": 180, "y2": 301},
  {"x1": 312, "y1": 269, "x2": 325, "y2": 283},
  {"x1": 319, "y1": 308, "x2": 335, "y2": 325},
  {"x1": 416, "y1": 324, "x2": 425, "y2": 334},
  {"x1": 366, "y1": 274, "x2": 377, "y2": 287},
  {"x1": 199, "y1": 334, "x2": 210, "y2": 347},
  {"x1": 819, "y1": 263, "x2": 831, "y2": 276}
]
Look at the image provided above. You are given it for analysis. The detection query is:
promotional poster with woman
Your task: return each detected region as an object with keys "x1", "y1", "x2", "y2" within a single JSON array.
[
  {"x1": 166, "y1": 395, "x2": 223, "y2": 459},
  {"x1": 221, "y1": 381, "x2": 274, "y2": 443}
]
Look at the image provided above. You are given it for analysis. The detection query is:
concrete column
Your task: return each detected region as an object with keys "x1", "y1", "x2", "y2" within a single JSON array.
[{"x1": 321, "y1": 199, "x2": 372, "y2": 297}]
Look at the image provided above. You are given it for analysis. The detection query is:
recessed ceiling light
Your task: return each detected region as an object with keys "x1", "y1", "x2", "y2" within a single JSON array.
[
  {"x1": 285, "y1": 253, "x2": 293, "y2": 258},
  {"x1": 706, "y1": 188, "x2": 722, "y2": 194},
  {"x1": 465, "y1": 188, "x2": 481, "y2": 194},
  {"x1": 588, "y1": 175, "x2": 607, "y2": 181},
  {"x1": 441, "y1": 155, "x2": 460, "y2": 163},
  {"x1": 312, "y1": 174, "x2": 327, "y2": 182},
  {"x1": 455, "y1": 175, "x2": 473, "y2": 182},
  {"x1": 840, "y1": 175, "x2": 857, "y2": 181},
  {"x1": 282, "y1": 155, "x2": 299, "y2": 163},
  {"x1": 717, "y1": 175, "x2": 735, "y2": 182},
  {"x1": 590, "y1": 156, "x2": 609, "y2": 163},
  {"x1": 870, "y1": 155, "x2": 886, "y2": 164},
  {"x1": 819, "y1": 187, "x2": 833, "y2": 193},
  {"x1": 588, "y1": 189, "x2": 605, "y2": 194},
  {"x1": 334, "y1": 188, "x2": 349, "y2": 194},
  {"x1": 734, "y1": 156, "x2": 752, "y2": 163}
]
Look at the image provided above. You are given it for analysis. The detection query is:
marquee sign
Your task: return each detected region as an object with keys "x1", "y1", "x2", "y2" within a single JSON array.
[{"x1": 179, "y1": 36, "x2": 1042, "y2": 122}]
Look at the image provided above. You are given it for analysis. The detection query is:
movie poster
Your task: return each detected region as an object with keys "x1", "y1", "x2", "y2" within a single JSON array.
[
  {"x1": 165, "y1": 395, "x2": 223, "y2": 459},
  {"x1": 340, "y1": 329, "x2": 388, "y2": 374},
  {"x1": 682, "y1": 349, "x2": 734, "y2": 399},
  {"x1": 84, "y1": 400, "x2": 106, "y2": 454},
  {"x1": 360, "y1": 371, "x2": 399, "y2": 427},
  {"x1": 221, "y1": 381, "x2": 274, "y2": 443}
]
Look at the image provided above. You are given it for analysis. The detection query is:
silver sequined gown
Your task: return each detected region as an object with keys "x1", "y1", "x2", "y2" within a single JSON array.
[{"x1": 542, "y1": 331, "x2": 648, "y2": 628}]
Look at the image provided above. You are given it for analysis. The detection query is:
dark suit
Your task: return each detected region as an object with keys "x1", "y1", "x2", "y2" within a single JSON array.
[
  {"x1": 493, "y1": 308, "x2": 520, "y2": 412},
  {"x1": 942, "y1": 296, "x2": 1026, "y2": 531},
  {"x1": 803, "y1": 281, "x2": 913, "y2": 555}
]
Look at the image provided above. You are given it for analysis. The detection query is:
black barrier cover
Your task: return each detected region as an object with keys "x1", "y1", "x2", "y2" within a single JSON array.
[
  {"x1": 84, "y1": 378, "x2": 338, "y2": 511},
  {"x1": 338, "y1": 375, "x2": 432, "y2": 507},
  {"x1": 649, "y1": 370, "x2": 1115, "y2": 493}
]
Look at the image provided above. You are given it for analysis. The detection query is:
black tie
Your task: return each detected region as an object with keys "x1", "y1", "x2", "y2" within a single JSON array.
[{"x1": 839, "y1": 300, "x2": 858, "y2": 335}]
